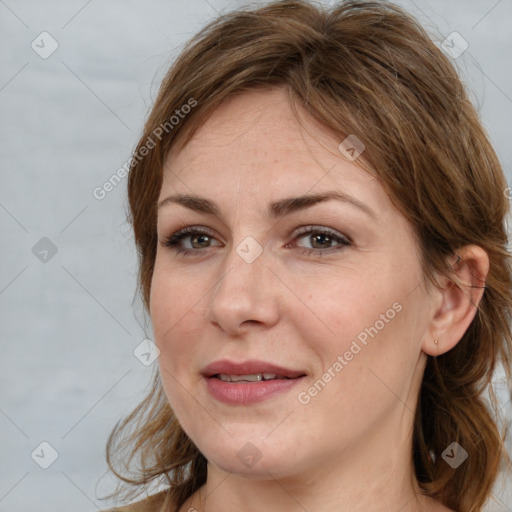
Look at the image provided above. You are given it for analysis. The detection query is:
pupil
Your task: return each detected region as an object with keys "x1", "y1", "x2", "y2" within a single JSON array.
[
  {"x1": 312, "y1": 234, "x2": 331, "y2": 248},
  {"x1": 193, "y1": 234, "x2": 209, "y2": 248}
]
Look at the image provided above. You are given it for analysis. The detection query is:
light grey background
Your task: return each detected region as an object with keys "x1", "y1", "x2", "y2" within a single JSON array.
[{"x1": 1, "y1": 1, "x2": 511, "y2": 511}]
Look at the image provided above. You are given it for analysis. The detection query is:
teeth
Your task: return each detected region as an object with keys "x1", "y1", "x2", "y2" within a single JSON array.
[{"x1": 217, "y1": 373, "x2": 281, "y2": 382}]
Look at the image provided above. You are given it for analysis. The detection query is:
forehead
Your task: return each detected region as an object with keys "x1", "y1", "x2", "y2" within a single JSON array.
[{"x1": 160, "y1": 88, "x2": 385, "y2": 215}]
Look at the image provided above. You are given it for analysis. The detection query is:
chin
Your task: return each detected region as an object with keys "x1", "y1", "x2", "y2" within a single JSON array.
[
  {"x1": 207, "y1": 451, "x2": 296, "y2": 480},
  {"x1": 195, "y1": 432, "x2": 304, "y2": 479}
]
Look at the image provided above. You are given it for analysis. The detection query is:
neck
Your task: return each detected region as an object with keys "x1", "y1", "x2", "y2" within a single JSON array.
[{"x1": 183, "y1": 411, "x2": 432, "y2": 512}]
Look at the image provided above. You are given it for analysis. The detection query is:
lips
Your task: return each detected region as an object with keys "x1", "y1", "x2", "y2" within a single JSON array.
[
  {"x1": 201, "y1": 359, "x2": 306, "y2": 380},
  {"x1": 202, "y1": 359, "x2": 307, "y2": 405}
]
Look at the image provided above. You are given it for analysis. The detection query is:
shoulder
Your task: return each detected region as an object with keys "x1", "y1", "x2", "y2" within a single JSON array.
[{"x1": 100, "y1": 490, "x2": 169, "y2": 512}]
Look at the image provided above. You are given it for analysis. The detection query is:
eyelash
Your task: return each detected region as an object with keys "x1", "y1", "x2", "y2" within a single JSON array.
[{"x1": 161, "y1": 225, "x2": 351, "y2": 257}]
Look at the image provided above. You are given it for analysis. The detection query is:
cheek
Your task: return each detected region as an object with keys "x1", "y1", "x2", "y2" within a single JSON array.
[
  {"x1": 149, "y1": 264, "x2": 202, "y2": 362},
  {"x1": 295, "y1": 288, "x2": 421, "y2": 432},
  {"x1": 293, "y1": 264, "x2": 421, "y2": 389},
  {"x1": 293, "y1": 268, "x2": 394, "y2": 349},
  {"x1": 149, "y1": 265, "x2": 204, "y2": 421}
]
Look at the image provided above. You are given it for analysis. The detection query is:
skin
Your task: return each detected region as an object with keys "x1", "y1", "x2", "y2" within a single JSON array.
[{"x1": 149, "y1": 87, "x2": 489, "y2": 512}]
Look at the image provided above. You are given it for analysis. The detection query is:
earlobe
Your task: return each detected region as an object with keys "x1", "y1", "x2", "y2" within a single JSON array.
[{"x1": 422, "y1": 245, "x2": 489, "y2": 357}]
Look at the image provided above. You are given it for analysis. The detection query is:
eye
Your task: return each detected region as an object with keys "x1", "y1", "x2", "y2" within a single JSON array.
[
  {"x1": 289, "y1": 226, "x2": 351, "y2": 256},
  {"x1": 160, "y1": 225, "x2": 351, "y2": 257},
  {"x1": 161, "y1": 226, "x2": 221, "y2": 256}
]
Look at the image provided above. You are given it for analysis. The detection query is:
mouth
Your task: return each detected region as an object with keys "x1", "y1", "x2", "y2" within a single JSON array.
[
  {"x1": 201, "y1": 359, "x2": 307, "y2": 405},
  {"x1": 201, "y1": 359, "x2": 306, "y2": 380},
  {"x1": 214, "y1": 373, "x2": 294, "y2": 382}
]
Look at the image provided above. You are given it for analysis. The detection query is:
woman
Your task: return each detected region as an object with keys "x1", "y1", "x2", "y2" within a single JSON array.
[{"x1": 101, "y1": 1, "x2": 512, "y2": 511}]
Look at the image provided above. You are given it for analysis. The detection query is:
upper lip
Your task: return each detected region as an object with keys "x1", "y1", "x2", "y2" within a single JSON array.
[{"x1": 201, "y1": 359, "x2": 306, "y2": 378}]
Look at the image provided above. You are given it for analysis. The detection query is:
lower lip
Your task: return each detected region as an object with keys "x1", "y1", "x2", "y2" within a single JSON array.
[{"x1": 204, "y1": 376, "x2": 304, "y2": 405}]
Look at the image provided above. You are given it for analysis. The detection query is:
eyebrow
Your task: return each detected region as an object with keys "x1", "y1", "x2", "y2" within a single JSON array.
[{"x1": 157, "y1": 191, "x2": 377, "y2": 220}]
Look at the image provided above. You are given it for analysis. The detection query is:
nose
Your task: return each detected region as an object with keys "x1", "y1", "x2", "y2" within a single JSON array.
[{"x1": 207, "y1": 239, "x2": 281, "y2": 336}]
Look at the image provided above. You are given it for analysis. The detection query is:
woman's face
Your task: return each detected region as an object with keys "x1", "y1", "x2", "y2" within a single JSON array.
[{"x1": 150, "y1": 87, "x2": 435, "y2": 480}]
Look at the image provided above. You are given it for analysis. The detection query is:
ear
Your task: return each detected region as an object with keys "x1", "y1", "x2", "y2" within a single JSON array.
[{"x1": 422, "y1": 245, "x2": 489, "y2": 356}]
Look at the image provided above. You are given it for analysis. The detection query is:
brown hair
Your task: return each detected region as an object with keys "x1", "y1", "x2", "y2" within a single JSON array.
[{"x1": 103, "y1": 1, "x2": 512, "y2": 511}]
